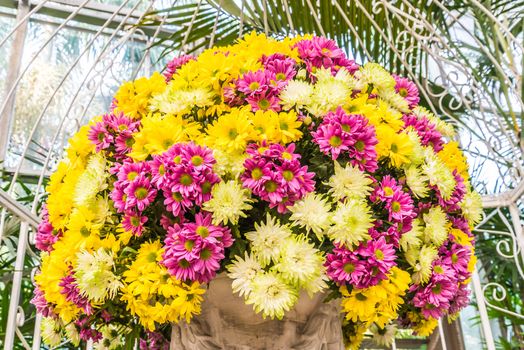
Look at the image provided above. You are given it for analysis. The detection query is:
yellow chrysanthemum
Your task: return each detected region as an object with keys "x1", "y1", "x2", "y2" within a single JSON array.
[
  {"x1": 249, "y1": 110, "x2": 281, "y2": 142},
  {"x1": 113, "y1": 72, "x2": 166, "y2": 119},
  {"x1": 205, "y1": 107, "x2": 256, "y2": 153},
  {"x1": 276, "y1": 110, "x2": 303, "y2": 143},
  {"x1": 376, "y1": 125, "x2": 413, "y2": 167},
  {"x1": 438, "y1": 141, "x2": 470, "y2": 181},
  {"x1": 121, "y1": 241, "x2": 205, "y2": 330},
  {"x1": 129, "y1": 113, "x2": 201, "y2": 161}
]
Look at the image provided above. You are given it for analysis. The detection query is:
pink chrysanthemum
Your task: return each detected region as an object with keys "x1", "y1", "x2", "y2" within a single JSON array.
[
  {"x1": 35, "y1": 207, "x2": 61, "y2": 252},
  {"x1": 88, "y1": 122, "x2": 112, "y2": 152},
  {"x1": 162, "y1": 212, "x2": 232, "y2": 283},
  {"x1": 59, "y1": 271, "x2": 93, "y2": 315},
  {"x1": 76, "y1": 317, "x2": 102, "y2": 342},
  {"x1": 357, "y1": 237, "x2": 397, "y2": 285},
  {"x1": 121, "y1": 210, "x2": 148, "y2": 236},
  {"x1": 236, "y1": 70, "x2": 269, "y2": 96},
  {"x1": 403, "y1": 114, "x2": 444, "y2": 151},
  {"x1": 449, "y1": 283, "x2": 471, "y2": 314},
  {"x1": 325, "y1": 245, "x2": 367, "y2": 286},
  {"x1": 242, "y1": 143, "x2": 315, "y2": 213},
  {"x1": 124, "y1": 175, "x2": 157, "y2": 211},
  {"x1": 295, "y1": 36, "x2": 346, "y2": 71},
  {"x1": 312, "y1": 108, "x2": 378, "y2": 171},
  {"x1": 440, "y1": 243, "x2": 472, "y2": 282},
  {"x1": 31, "y1": 285, "x2": 55, "y2": 317},
  {"x1": 262, "y1": 53, "x2": 297, "y2": 82},
  {"x1": 163, "y1": 54, "x2": 194, "y2": 82},
  {"x1": 387, "y1": 190, "x2": 415, "y2": 222},
  {"x1": 140, "y1": 331, "x2": 170, "y2": 350},
  {"x1": 246, "y1": 91, "x2": 281, "y2": 112},
  {"x1": 394, "y1": 75, "x2": 420, "y2": 108}
]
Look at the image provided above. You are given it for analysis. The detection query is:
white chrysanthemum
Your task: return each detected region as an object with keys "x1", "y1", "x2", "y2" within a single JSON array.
[
  {"x1": 409, "y1": 244, "x2": 439, "y2": 284},
  {"x1": 412, "y1": 106, "x2": 456, "y2": 137},
  {"x1": 460, "y1": 189, "x2": 483, "y2": 227},
  {"x1": 357, "y1": 62, "x2": 396, "y2": 91},
  {"x1": 228, "y1": 252, "x2": 263, "y2": 297},
  {"x1": 399, "y1": 217, "x2": 423, "y2": 251},
  {"x1": 274, "y1": 236, "x2": 325, "y2": 288},
  {"x1": 379, "y1": 89, "x2": 410, "y2": 113},
  {"x1": 423, "y1": 207, "x2": 449, "y2": 246},
  {"x1": 279, "y1": 80, "x2": 313, "y2": 110},
  {"x1": 150, "y1": 87, "x2": 212, "y2": 115},
  {"x1": 370, "y1": 323, "x2": 397, "y2": 347},
  {"x1": 246, "y1": 271, "x2": 298, "y2": 320},
  {"x1": 74, "y1": 153, "x2": 108, "y2": 206},
  {"x1": 212, "y1": 148, "x2": 248, "y2": 178},
  {"x1": 94, "y1": 324, "x2": 127, "y2": 350},
  {"x1": 245, "y1": 214, "x2": 292, "y2": 266},
  {"x1": 41, "y1": 316, "x2": 62, "y2": 347},
  {"x1": 404, "y1": 165, "x2": 429, "y2": 198},
  {"x1": 64, "y1": 322, "x2": 81, "y2": 346},
  {"x1": 307, "y1": 77, "x2": 350, "y2": 116},
  {"x1": 326, "y1": 161, "x2": 373, "y2": 201},
  {"x1": 289, "y1": 192, "x2": 332, "y2": 239},
  {"x1": 404, "y1": 129, "x2": 426, "y2": 165},
  {"x1": 75, "y1": 248, "x2": 123, "y2": 303},
  {"x1": 203, "y1": 180, "x2": 253, "y2": 225},
  {"x1": 422, "y1": 149, "x2": 456, "y2": 200},
  {"x1": 327, "y1": 199, "x2": 373, "y2": 247},
  {"x1": 302, "y1": 268, "x2": 329, "y2": 297}
]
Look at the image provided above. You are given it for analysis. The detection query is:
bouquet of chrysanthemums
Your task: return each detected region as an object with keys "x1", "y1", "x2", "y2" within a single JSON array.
[{"x1": 32, "y1": 33, "x2": 482, "y2": 349}]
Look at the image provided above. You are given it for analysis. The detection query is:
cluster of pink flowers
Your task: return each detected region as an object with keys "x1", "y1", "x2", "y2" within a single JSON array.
[
  {"x1": 35, "y1": 206, "x2": 61, "y2": 252},
  {"x1": 59, "y1": 270, "x2": 93, "y2": 315},
  {"x1": 311, "y1": 107, "x2": 378, "y2": 172},
  {"x1": 295, "y1": 36, "x2": 359, "y2": 74},
  {"x1": 241, "y1": 143, "x2": 315, "y2": 213},
  {"x1": 150, "y1": 143, "x2": 219, "y2": 216},
  {"x1": 403, "y1": 113, "x2": 443, "y2": 152},
  {"x1": 163, "y1": 54, "x2": 194, "y2": 82},
  {"x1": 325, "y1": 237, "x2": 396, "y2": 289},
  {"x1": 162, "y1": 212, "x2": 233, "y2": 283},
  {"x1": 230, "y1": 53, "x2": 296, "y2": 111},
  {"x1": 372, "y1": 175, "x2": 416, "y2": 224},
  {"x1": 88, "y1": 112, "x2": 140, "y2": 158},
  {"x1": 140, "y1": 331, "x2": 170, "y2": 350},
  {"x1": 393, "y1": 75, "x2": 420, "y2": 108}
]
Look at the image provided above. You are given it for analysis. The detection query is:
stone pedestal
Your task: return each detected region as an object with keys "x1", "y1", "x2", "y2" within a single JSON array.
[{"x1": 170, "y1": 274, "x2": 344, "y2": 350}]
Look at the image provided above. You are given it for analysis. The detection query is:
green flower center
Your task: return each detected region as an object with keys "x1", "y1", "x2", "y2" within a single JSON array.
[
  {"x1": 127, "y1": 171, "x2": 138, "y2": 181},
  {"x1": 125, "y1": 137, "x2": 135, "y2": 147},
  {"x1": 191, "y1": 155, "x2": 203, "y2": 166},
  {"x1": 391, "y1": 201, "x2": 401, "y2": 213},
  {"x1": 130, "y1": 216, "x2": 140, "y2": 227},
  {"x1": 264, "y1": 180, "x2": 278, "y2": 193},
  {"x1": 355, "y1": 140, "x2": 365, "y2": 152},
  {"x1": 147, "y1": 251, "x2": 157, "y2": 262},
  {"x1": 355, "y1": 293, "x2": 367, "y2": 301},
  {"x1": 341, "y1": 124, "x2": 351, "y2": 132},
  {"x1": 251, "y1": 168, "x2": 263, "y2": 180},
  {"x1": 158, "y1": 164, "x2": 165, "y2": 176},
  {"x1": 275, "y1": 73, "x2": 286, "y2": 80},
  {"x1": 179, "y1": 259, "x2": 190, "y2": 268},
  {"x1": 202, "y1": 181, "x2": 212, "y2": 194},
  {"x1": 249, "y1": 82, "x2": 260, "y2": 91},
  {"x1": 201, "y1": 248, "x2": 212, "y2": 260},
  {"x1": 180, "y1": 174, "x2": 193, "y2": 186},
  {"x1": 329, "y1": 136, "x2": 342, "y2": 147},
  {"x1": 228, "y1": 129, "x2": 239, "y2": 140},
  {"x1": 258, "y1": 98, "x2": 270, "y2": 110},
  {"x1": 282, "y1": 170, "x2": 294, "y2": 181},
  {"x1": 173, "y1": 155, "x2": 182, "y2": 164},
  {"x1": 398, "y1": 88, "x2": 408, "y2": 97},
  {"x1": 343, "y1": 263, "x2": 355, "y2": 274},
  {"x1": 432, "y1": 283, "x2": 442, "y2": 295},
  {"x1": 196, "y1": 226, "x2": 209, "y2": 238},
  {"x1": 375, "y1": 249, "x2": 384, "y2": 260},
  {"x1": 80, "y1": 226, "x2": 90, "y2": 237},
  {"x1": 134, "y1": 187, "x2": 148, "y2": 200},
  {"x1": 384, "y1": 187, "x2": 394, "y2": 196},
  {"x1": 391, "y1": 143, "x2": 399, "y2": 153},
  {"x1": 184, "y1": 240, "x2": 195, "y2": 252},
  {"x1": 280, "y1": 122, "x2": 289, "y2": 131}
]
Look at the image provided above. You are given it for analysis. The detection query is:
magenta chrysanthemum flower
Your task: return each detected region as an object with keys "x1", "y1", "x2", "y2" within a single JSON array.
[
  {"x1": 76, "y1": 317, "x2": 102, "y2": 342},
  {"x1": 326, "y1": 238, "x2": 396, "y2": 289},
  {"x1": 262, "y1": 53, "x2": 297, "y2": 82},
  {"x1": 449, "y1": 283, "x2": 471, "y2": 314},
  {"x1": 162, "y1": 212, "x2": 232, "y2": 283},
  {"x1": 180, "y1": 142, "x2": 216, "y2": 171},
  {"x1": 59, "y1": 272, "x2": 93, "y2": 315},
  {"x1": 140, "y1": 331, "x2": 170, "y2": 350},
  {"x1": 236, "y1": 70, "x2": 269, "y2": 96},
  {"x1": 35, "y1": 207, "x2": 60, "y2": 252},
  {"x1": 387, "y1": 190, "x2": 415, "y2": 222},
  {"x1": 88, "y1": 122, "x2": 113, "y2": 152},
  {"x1": 440, "y1": 243, "x2": 472, "y2": 282},
  {"x1": 116, "y1": 161, "x2": 150, "y2": 185},
  {"x1": 412, "y1": 263, "x2": 458, "y2": 319},
  {"x1": 163, "y1": 54, "x2": 194, "y2": 82},
  {"x1": 403, "y1": 114, "x2": 444, "y2": 152},
  {"x1": 246, "y1": 91, "x2": 281, "y2": 112},
  {"x1": 437, "y1": 171, "x2": 466, "y2": 211},
  {"x1": 394, "y1": 75, "x2": 420, "y2": 108},
  {"x1": 31, "y1": 286, "x2": 55, "y2": 317},
  {"x1": 312, "y1": 108, "x2": 378, "y2": 171},
  {"x1": 295, "y1": 36, "x2": 346, "y2": 71},
  {"x1": 124, "y1": 175, "x2": 157, "y2": 211},
  {"x1": 121, "y1": 210, "x2": 148, "y2": 236},
  {"x1": 371, "y1": 175, "x2": 401, "y2": 202},
  {"x1": 325, "y1": 245, "x2": 367, "y2": 286},
  {"x1": 242, "y1": 143, "x2": 315, "y2": 213}
]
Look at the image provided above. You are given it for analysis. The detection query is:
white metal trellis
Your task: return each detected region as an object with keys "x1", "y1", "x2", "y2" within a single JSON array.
[{"x1": 0, "y1": 1, "x2": 522, "y2": 349}]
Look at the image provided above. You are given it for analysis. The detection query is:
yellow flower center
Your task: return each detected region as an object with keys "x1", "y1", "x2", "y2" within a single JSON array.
[
  {"x1": 355, "y1": 140, "x2": 365, "y2": 152},
  {"x1": 196, "y1": 226, "x2": 209, "y2": 238},
  {"x1": 329, "y1": 136, "x2": 342, "y2": 147},
  {"x1": 201, "y1": 248, "x2": 212, "y2": 260},
  {"x1": 282, "y1": 170, "x2": 294, "y2": 181},
  {"x1": 343, "y1": 263, "x2": 355, "y2": 274},
  {"x1": 180, "y1": 174, "x2": 193, "y2": 186},
  {"x1": 249, "y1": 82, "x2": 260, "y2": 91},
  {"x1": 264, "y1": 180, "x2": 278, "y2": 193},
  {"x1": 258, "y1": 99, "x2": 270, "y2": 110},
  {"x1": 134, "y1": 187, "x2": 148, "y2": 200},
  {"x1": 391, "y1": 201, "x2": 401, "y2": 213},
  {"x1": 251, "y1": 168, "x2": 263, "y2": 180},
  {"x1": 184, "y1": 240, "x2": 194, "y2": 252},
  {"x1": 375, "y1": 249, "x2": 384, "y2": 260},
  {"x1": 384, "y1": 187, "x2": 394, "y2": 196},
  {"x1": 127, "y1": 171, "x2": 138, "y2": 181},
  {"x1": 191, "y1": 155, "x2": 203, "y2": 166}
]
